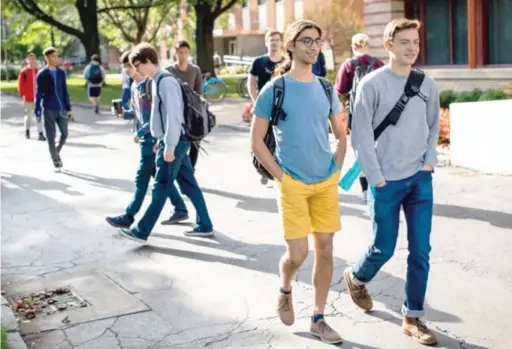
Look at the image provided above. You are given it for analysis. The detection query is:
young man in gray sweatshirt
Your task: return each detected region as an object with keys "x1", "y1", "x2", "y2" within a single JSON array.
[
  {"x1": 344, "y1": 19, "x2": 440, "y2": 346},
  {"x1": 117, "y1": 42, "x2": 213, "y2": 242}
]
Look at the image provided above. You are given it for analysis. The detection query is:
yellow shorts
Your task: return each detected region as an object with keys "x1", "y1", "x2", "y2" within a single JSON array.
[{"x1": 277, "y1": 171, "x2": 341, "y2": 240}]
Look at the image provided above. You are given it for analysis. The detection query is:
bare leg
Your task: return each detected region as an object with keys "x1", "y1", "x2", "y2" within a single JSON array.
[
  {"x1": 312, "y1": 232, "x2": 334, "y2": 314},
  {"x1": 280, "y1": 237, "x2": 309, "y2": 291}
]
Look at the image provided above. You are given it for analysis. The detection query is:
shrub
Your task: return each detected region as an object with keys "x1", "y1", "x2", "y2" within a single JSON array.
[
  {"x1": 478, "y1": 89, "x2": 509, "y2": 101},
  {"x1": 219, "y1": 65, "x2": 248, "y2": 75},
  {"x1": 439, "y1": 90, "x2": 457, "y2": 109},
  {"x1": 0, "y1": 66, "x2": 20, "y2": 81}
]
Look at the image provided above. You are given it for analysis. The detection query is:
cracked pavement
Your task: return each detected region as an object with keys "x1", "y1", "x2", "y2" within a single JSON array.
[{"x1": 1, "y1": 95, "x2": 511, "y2": 349}]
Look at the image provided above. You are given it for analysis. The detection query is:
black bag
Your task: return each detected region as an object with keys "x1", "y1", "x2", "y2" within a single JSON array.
[
  {"x1": 252, "y1": 76, "x2": 333, "y2": 180},
  {"x1": 156, "y1": 72, "x2": 216, "y2": 143},
  {"x1": 347, "y1": 56, "x2": 377, "y2": 129},
  {"x1": 373, "y1": 69, "x2": 427, "y2": 140}
]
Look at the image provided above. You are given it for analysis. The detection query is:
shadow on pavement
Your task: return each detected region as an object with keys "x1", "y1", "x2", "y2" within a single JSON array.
[
  {"x1": 367, "y1": 310, "x2": 490, "y2": 349},
  {"x1": 1, "y1": 172, "x2": 83, "y2": 197},
  {"x1": 65, "y1": 141, "x2": 118, "y2": 150},
  {"x1": 60, "y1": 169, "x2": 134, "y2": 193},
  {"x1": 293, "y1": 331, "x2": 376, "y2": 349},
  {"x1": 143, "y1": 231, "x2": 462, "y2": 326},
  {"x1": 434, "y1": 204, "x2": 512, "y2": 230}
]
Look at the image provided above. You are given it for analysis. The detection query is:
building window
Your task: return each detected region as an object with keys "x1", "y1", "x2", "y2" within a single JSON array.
[
  {"x1": 242, "y1": 0, "x2": 247, "y2": 7},
  {"x1": 405, "y1": 0, "x2": 468, "y2": 65},
  {"x1": 294, "y1": 0, "x2": 303, "y2": 20},
  {"x1": 258, "y1": 0, "x2": 265, "y2": 4},
  {"x1": 486, "y1": 0, "x2": 512, "y2": 64}
]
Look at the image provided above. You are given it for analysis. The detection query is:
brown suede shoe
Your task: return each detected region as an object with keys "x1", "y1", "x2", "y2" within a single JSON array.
[
  {"x1": 403, "y1": 318, "x2": 438, "y2": 346},
  {"x1": 276, "y1": 292, "x2": 294, "y2": 326},
  {"x1": 344, "y1": 268, "x2": 373, "y2": 311},
  {"x1": 310, "y1": 319, "x2": 343, "y2": 344}
]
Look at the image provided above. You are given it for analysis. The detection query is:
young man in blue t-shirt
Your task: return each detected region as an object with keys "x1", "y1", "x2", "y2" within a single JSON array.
[{"x1": 251, "y1": 20, "x2": 347, "y2": 344}]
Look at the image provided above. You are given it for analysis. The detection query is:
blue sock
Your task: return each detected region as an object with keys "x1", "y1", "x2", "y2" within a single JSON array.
[
  {"x1": 312, "y1": 314, "x2": 324, "y2": 323},
  {"x1": 279, "y1": 287, "x2": 291, "y2": 295}
]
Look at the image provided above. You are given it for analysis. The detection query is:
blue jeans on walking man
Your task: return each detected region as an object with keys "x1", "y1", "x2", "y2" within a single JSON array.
[
  {"x1": 132, "y1": 139, "x2": 213, "y2": 239},
  {"x1": 352, "y1": 170, "x2": 434, "y2": 317},
  {"x1": 125, "y1": 142, "x2": 188, "y2": 219}
]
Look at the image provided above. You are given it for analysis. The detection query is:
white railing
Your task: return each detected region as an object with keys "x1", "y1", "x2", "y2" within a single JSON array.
[
  {"x1": 242, "y1": 7, "x2": 251, "y2": 31},
  {"x1": 223, "y1": 55, "x2": 255, "y2": 66},
  {"x1": 258, "y1": 4, "x2": 267, "y2": 30}
]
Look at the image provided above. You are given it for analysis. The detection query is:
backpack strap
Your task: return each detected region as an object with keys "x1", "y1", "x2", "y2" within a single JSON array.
[
  {"x1": 368, "y1": 56, "x2": 377, "y2": 67},
  {"x1": 351, "y1": 58, "x2": 360, "y2": 67},
  {"x1": 318, "y1": 77, "x2": 334, "y2": 117},
  {"x1": 155, "y1": 72, "x2": 171, "y2": 133},
  {"x1": 270, "y1": 76, "x2": 286, "y2": 126},
  {"x1": 373, "y1": 69, "x2": 426, "y2": 140}
]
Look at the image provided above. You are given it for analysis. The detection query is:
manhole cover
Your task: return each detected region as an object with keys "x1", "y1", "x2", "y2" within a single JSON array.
[{"x1": 7, "y1": 286, "x2": 89, "y2": 320}]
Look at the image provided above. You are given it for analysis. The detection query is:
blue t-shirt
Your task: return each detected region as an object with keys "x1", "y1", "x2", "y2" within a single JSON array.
[
  {"x1": 49, "y1": 69, "x2": 57, "y2": 80},
  {"x1": 253, "y1": 74, "x2": 341, "y2": 184}
]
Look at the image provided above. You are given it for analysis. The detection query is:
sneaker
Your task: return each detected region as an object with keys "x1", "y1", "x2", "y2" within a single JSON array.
[
  {"x1": 38, "y1": 133, "x2": 46, "y2": 141},
  {"x1": 403, "y1": 318, "x2": 438, "y2": 346},
  {"x1": 54, "y1": 160, "x2": 63, "y2": 171},
  {"x1": 94, "y1": 105, "x2": 100, "y2": 114},
  {"x1": 362, "y1": 190, "x2": 368, "y2": 203},
  {"x1": 310, "y1": 319, "x2": 343, "y2": 344},
  {"x1": 184, "y1": 225, "x2": 214, "y2": 238},
  {"x1": 161, "y1": 212, "x2": 189, "y2": 225},
  {"x1": 260, "y1": 176, "x2": 268, "y2": 185},
  {"x1": 106, "y1": 214, "x2": 134, "y2": 229},
  {"x1": 276, "y1": 292, "x2": 294, "y2": 326},
  {"x1": 344, "y1": 268, "x2": 373, "y2": 311},
  {"x1": 118, "y1": 228, "x2": 147, "y2": 244},
  {"x1": 25, "y1": 130, "x2": 30, "y2": 139}
]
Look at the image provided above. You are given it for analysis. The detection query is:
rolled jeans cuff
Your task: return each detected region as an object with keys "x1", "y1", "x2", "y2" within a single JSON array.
[{"x1": 402, "y1": 304, "x2": 425, "y2": 318}]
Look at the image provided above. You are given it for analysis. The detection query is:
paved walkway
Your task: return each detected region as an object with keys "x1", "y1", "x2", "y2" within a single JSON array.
[{"x1": 1, "y1": 95, "x2": 511, "y2": 349}]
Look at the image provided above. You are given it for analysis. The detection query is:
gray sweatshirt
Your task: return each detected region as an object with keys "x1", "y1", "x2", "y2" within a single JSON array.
[
  {"x1": 150, "y1": 71, "x2": 185, "y2": 153},
  {"x1": 351, "y1": 66, "x2": 440, "y2": 186}
]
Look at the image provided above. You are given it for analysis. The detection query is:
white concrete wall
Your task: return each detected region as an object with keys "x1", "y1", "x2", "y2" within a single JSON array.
[{"x1": 450, "y1": 100, "x2": 512, "y2": 174}]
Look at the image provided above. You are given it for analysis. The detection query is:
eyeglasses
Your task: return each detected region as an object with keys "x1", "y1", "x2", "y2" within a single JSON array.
[{"x1": 295, "y1": 37, "x2": 324, "y2": 47}]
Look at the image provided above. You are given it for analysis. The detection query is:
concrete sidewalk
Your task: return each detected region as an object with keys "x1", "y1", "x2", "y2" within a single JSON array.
[{"x1": 1, "y1": 95, "x2": 511, "y2": 349}]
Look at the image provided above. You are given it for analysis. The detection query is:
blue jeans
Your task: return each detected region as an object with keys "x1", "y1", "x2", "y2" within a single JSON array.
[
  {"x1": 135, "y1": 140, "x2": 213, "y2": 238},
  {"x1": 352, "y1": 170, "x2": 434, "y2": 317},
  {"x1": 121, "y1": 87, "x2": 131, "y2": 110},
  {"x1": 125, "y1": 143, "x2": 188, "y2": 218}
]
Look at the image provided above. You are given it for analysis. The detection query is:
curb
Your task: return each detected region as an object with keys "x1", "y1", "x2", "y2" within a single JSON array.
[{"x1": 1, "y1": 296, "x2": 29, "y2": 349}]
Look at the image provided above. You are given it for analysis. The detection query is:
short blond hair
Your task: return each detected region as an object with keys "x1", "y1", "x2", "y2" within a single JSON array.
[
  {"x1": 351, "y1": 33, "x2": 370, "y2": 49},
  {"x1": 383, "y1": 18, "x2": 421, "y2": 42}
]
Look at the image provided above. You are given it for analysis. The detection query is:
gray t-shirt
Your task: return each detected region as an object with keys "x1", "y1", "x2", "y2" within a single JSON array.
[
  {"x1": 351, "y1": 65, "x2": 440, "y2": 186},
  {"x1": 165, "y1": 63, "x2": 203, "y2": 95}
]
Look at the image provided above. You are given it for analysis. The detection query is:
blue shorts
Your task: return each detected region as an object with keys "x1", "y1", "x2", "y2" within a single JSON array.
[{"x1": 88, "y1": 87, "x2": 101, "y2": 98}]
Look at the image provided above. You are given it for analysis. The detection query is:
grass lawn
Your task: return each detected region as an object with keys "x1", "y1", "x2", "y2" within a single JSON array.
[
  {"x1": 1, "y1": 327, "x2": 8, "y2": 349},
  {"x1": 0, "y1": 75, "x2": 245, "y2": 107}
]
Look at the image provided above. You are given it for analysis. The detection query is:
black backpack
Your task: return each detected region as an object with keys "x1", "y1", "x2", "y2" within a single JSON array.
[
  {"x1": 88, "y1": 64, "x2": 103, "y2": 84},
  {"x1": 252, "y1": 76, "x2": 333, "y2": 180},
  {"x1": 347, "y1": 57, "x2": 377, "y2": 129},
  {"x1": 156, "y1": 72, "x2": 216, "y2": 143}
]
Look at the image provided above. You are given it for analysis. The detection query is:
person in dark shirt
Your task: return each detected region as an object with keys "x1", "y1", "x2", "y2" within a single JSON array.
[
  {"x1": 247, "y1": 30, "x2": 285, "y2": 102},
  {"x1": 312, "y1": 50, "x2": 327, "y2": 77},
  {"x1": 335, "y1": 33, "x2": 385, "y2": 202}
]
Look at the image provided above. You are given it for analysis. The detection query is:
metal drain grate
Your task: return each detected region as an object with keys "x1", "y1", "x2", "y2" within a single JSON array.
[{"x1": 8, "y1": 286, "x2": 89, "y2": 319}]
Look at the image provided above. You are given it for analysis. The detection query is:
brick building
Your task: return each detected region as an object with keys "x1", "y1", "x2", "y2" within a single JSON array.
[
  {"x1": 364, "y1": 0, "x2": 512, "y2": 90},
  {"x1": 213, "y1": 0, "x2": 363, "y2": 59}
]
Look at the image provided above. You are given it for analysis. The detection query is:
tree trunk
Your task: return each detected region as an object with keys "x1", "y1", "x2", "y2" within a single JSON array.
[
  {"x1": 195, "y1": 4, "x2": 215, "y2": 75},
  {"x1": 77, "y1": 0, "x2": 101, "y2": 59}
]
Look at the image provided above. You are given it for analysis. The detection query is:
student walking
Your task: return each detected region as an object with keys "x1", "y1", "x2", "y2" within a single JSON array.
[
  {"x1": 18, "y1": 52, "x2": 45, "y2": 141},
  {"x1": 106, "y1": 50, "x2": 187, "y2": 229},
  {"x1": 35, "y1": 47, "x2": 73, "y2": 171},
  {"x1": 117, "y1": 42, "x2": 213, "y2": 243},
  {"x1": 248, "y1": 30, "x2": 285, "y2": 185},
  {"x1": 345, "y1": 19, "x2": 440, "y2": 346},
  {"x1": 83, "y1": 54, "x2": 105, "y2": 114},
  {"x1": 251, "y1": 20, "x2": 347, "y2": 344},
  {"x1": 165, "y1": 40, "x2": 203, "y2": 172},
  {"x1": 335, "y1": 33, "x2": 384, "y2": 201}
]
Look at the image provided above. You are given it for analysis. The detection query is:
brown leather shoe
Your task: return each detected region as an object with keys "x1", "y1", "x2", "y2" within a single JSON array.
[
  {"x1": 310, "y1": 319, "x2": 343, "y2": 344},
  {"x1": 276, "y1": 292, "x2": 294, "y2": 326},
  {"x1": 344, "y1": 268, "x2": 373, "y2": 311},
  {"x1": 403, "y1": 318, "x2": 438, "y2": 346}
]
